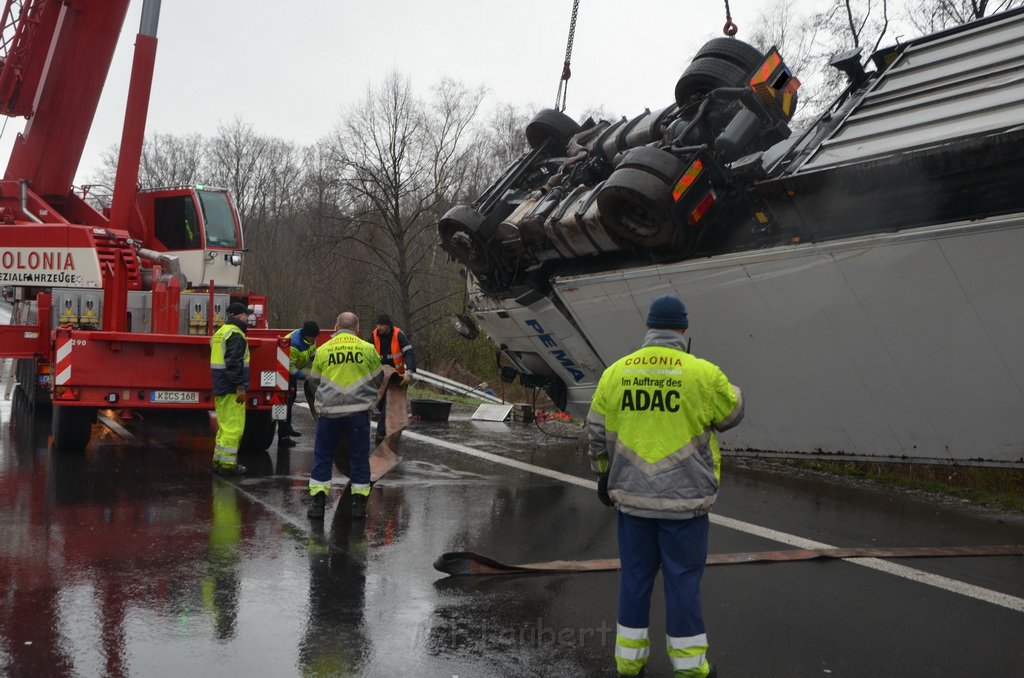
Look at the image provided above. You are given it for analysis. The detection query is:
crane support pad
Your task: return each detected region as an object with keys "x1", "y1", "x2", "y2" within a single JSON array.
[{"x1": 434, "y1": 544, "x2": 1024, "y2": 577}]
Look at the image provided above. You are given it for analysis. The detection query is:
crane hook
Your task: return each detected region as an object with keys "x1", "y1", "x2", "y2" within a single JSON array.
[{"x1": 722, "y1": 0, "x2": 738, "y2": 36}]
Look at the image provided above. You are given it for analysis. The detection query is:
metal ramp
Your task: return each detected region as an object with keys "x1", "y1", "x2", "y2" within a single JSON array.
[
  {"x1": 412, "y1": 369, "x2": 505, "y2": 404},
  {"x1": 470, "y1": 404, "x2": 514, "y2": 422}
]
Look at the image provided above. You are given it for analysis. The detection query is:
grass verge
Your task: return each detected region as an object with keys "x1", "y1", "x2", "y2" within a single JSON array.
[{"x1": 775, "y1": 460, "x2": 1024, "y2": 513}]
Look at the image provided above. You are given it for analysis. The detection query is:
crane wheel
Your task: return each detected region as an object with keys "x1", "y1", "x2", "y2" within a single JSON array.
[{"x1": 52, "y1": 405, "x2": 96, "y2": 453}]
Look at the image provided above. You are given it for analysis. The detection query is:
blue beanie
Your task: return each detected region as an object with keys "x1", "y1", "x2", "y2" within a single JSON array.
[{"x1": 646, "y1": 295, "x2": 688, "y2": 329}]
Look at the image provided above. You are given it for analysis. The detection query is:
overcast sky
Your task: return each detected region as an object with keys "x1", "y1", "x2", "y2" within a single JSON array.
[{"x1": 1, "y1": 0, "x2": 779, "y2": 185}]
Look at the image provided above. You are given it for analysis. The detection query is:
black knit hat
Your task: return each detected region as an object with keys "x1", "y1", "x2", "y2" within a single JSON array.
[
  {"x1": 646, "y1": 295, "x2": 688, "y2": 329},
  {"x1": 375, "y1": 313, "x2": 392, "y2": 327},
  {"x1": 301, "y1": 321, "x2": 320, "y2": 338},
  {"x1": 226, "y1": 301, "x2": 251, "y2": 316}
]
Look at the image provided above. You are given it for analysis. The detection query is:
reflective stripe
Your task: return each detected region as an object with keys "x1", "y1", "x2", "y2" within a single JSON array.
[
  {"x1": 616, "y1": 623, "x2": 649, "y2": 640},
  {"x1": 308, "y1": 480, "x2": 330, "y2": 495},
  {"x1": 351, "y1": 484, "x2": 370, "y2": 496},
  {"x1": 615, "y1": 626, "x2": 651, "y2": 677},
  {"x1": 669, "y1": 653, "x2": 706, "y2": 671},
  {"x1": 615, "y1": 645, "x2": 650, "y2": 661},
  {"x1": 616, "y1": 623, "x2": 651, "y2": 661},
  {"x1": 213, "y1": 443, "x2": 237, "y2": 465},
  {"x1": 667, "y1": 633, "x2": 708, "y2": 648},
  {"x1": 611, "y1": 429, "x2": 709, "y2": 477},
  {"x1": 715, "y1": 385, "x2": 744, "y2": 431},
  {"x1": 609, "y1": 489, "x2": 717, "y2": 514},
  {"x1": 667, "y1": 632, "x2": 709, "y2": 672}
]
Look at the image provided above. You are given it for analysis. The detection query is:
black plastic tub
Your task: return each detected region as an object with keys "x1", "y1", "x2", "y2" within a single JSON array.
[{"x1": 409, "y1": 398, "x2": 452, "y2": 422}]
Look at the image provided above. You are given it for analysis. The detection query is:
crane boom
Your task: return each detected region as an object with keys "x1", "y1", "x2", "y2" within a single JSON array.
[{"x1": 2, "y1": 0, "x2": 131, "y2": 200}]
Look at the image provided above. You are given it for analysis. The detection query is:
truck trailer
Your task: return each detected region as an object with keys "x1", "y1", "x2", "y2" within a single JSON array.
[{"x1": 439, "y1": 9, "x2": 1024, "y2": 466}]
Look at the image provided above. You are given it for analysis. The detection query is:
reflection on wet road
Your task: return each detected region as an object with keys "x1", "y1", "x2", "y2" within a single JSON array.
[{"x1": 1, "y1": 394, "x2": 1022, "y2": 677}]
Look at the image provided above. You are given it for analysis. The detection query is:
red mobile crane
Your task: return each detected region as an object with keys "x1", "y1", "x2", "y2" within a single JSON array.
[{"x1": 0, "y1": 0, "x2": 288, "y2": 451}]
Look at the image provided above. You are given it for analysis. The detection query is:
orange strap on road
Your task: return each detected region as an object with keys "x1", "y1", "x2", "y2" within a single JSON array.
[{"x1": 434, "y1": 544, "x2": 1024, "y2": 576}]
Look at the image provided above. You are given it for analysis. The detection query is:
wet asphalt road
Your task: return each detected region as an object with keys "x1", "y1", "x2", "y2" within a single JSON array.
[{"x1": 1, "y1": 391, "x2": 1022, "y2": 678}]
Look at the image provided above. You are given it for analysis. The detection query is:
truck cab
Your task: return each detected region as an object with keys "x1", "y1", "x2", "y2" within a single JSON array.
[{"x1": 135, "y1": 186, "x2": 244, "y2": 290}]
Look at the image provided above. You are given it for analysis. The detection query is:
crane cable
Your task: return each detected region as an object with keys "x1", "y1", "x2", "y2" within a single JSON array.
[
  {"x1": 554, "y1": 0, "x2": 580, "y2": 112},
  {"x1": 722, "y1": 0, "x2": 738, "y2": 36}
]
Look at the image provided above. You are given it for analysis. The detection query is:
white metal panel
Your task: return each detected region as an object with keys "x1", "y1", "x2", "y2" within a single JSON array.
[
  {"x1": 798, "y1": 11, "x2": 1024, "y2": 171},
  {"x1": 553, "y1": 214, "x2": 1024, "y2": 464}
]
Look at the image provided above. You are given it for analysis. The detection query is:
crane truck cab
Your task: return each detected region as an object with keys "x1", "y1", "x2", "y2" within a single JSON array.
[{"x1": 134, "y1": 185, "x2": 245, "y2": 290}]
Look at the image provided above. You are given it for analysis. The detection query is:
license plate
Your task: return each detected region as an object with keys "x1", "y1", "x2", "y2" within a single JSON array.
[{"x1": 150, "y1": 390, "x2": 200, "y2": 404}]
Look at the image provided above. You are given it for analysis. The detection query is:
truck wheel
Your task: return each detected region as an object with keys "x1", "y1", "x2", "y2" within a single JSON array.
[
  {"x1": 52, "y1": 405, "x2": 96, "y2": 452},
  {"x1": 674, "y1": 58, "x2": 748, "y2": 109},
  {"x1": 438, "y1": 205, "x2": 489, "y2": 267},
  {"x1": 16, "y1": 359, "x2": 50, "y2": 408},
  {"x1": 614, "y1": 147, "x2": 686, "y2": 184},
  {"x1": 239, "y1": 409, "x2": 276, "y2": 453},
  {"x1": 525, "y1": 109, "x2": 581, "y2": 153},
  {"x1": 693, "y1": 38, "x2": 765, "y2": 73},
  {"x1": 597, "y1": 168, "x2": 675, "y2": 249}
]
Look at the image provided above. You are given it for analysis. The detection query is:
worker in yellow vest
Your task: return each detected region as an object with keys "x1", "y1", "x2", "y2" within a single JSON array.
[
  {"x1": 210, "y1": 302, "x2": 251, "y2": 476},
  {"x1": 587, "y1": 295, "x2": 744, "y2": 678},
  {"x1": 306, "y1": 312, "x2": 383, "y2": 520},
  {"x1": 371, "y1": 313, "x2": 416, "y2": 447},
  {"x1": 278, "y1": 320, "x2": 320, "y2": 446}
]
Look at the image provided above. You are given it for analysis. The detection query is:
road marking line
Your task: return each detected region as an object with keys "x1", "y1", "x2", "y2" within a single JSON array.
[{"x1": 405, "y1": 430, "x2": 1024, "y2": 614}]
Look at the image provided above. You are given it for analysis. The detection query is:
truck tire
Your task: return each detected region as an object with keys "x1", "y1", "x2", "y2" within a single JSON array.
[
  {"x1": 239, "y1": 409, "x2": 276, "y2": 453},
  {"x1": 597, "y1": 168, "x2": 676, "y2": 249},
  {"x1": 614, "y1": 146, "x2": 686, "y2": 184},
  {"x1": 693, "y1": 38, "x2": 765, "y2": 73},
  {"x1": 674, "y1": 58, "x2": 748, "y2": 109},
  {"x1": 16, "y1": 359, "x2": 50, "y2": 408},
  {"x1": 438, "y1": 205, "x2": 489, "y2": 268},
  {"x1": 52, "y1": 405, "x2": 96, "y2": 452},
  {"x1": 525, "y1": 109, "x2": 581, "y2": 153}
]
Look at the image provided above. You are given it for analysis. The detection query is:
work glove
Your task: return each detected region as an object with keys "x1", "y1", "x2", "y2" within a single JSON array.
[
  {"x1": 399, "y1": 372, "x2": 412, "y2": 387},
  {"x1": 235, "y1": 387, "x2": 246, "y2": 404},
  {"x1": 597, "y1": 475, "x2": 613, "y2": 507}
]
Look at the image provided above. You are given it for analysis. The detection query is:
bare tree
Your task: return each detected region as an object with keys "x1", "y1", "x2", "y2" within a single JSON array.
[
  {"x1": 87, "y1": 132, "x2": 206, "y2": 203},
  {"x1": 205, "y1": 117, "x2": 278, "y2": 227},
  {"x1": 320, "y1": 72, "x2": 485, "y2": 343},
  {"x1": 906, "y1": 0, "x2": 1024, "y2": 32}
]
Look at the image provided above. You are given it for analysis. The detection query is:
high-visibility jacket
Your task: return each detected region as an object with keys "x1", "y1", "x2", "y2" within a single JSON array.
[
  {"x1": 210, "y1": 320, "x2": 250, "y2": 396},
  {"x1": 372, "y1": 326, "x2": 415, "y2": 374},
  {"x1": 586, "y1": 329, "x2": 744, "y2": 520},
  {"x1": 285, "y1": 328, "x2": 317, "y2": 375},
  {"x1": 308, "y1": 330, "x2": 383, "y2": 417}
]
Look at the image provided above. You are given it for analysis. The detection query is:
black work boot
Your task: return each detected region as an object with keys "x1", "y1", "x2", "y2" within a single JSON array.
[
  {"x1": 307, "y1": 493, "x2": 326, "y2": 519},
  {"x1": 214, "y1": 463, "x2": 247, "y2": 477},
  {"x1": 351, "y1": 493, "x2": 367, "y2": 519},
  {"x1": 278, "y1": 436, "x2": 296, "y2": 448}
]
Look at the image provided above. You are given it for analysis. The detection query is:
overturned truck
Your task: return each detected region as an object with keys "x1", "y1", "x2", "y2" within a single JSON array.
[{"x1": 439, "y1": 9, "x2": 1024, "y2": 467}]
